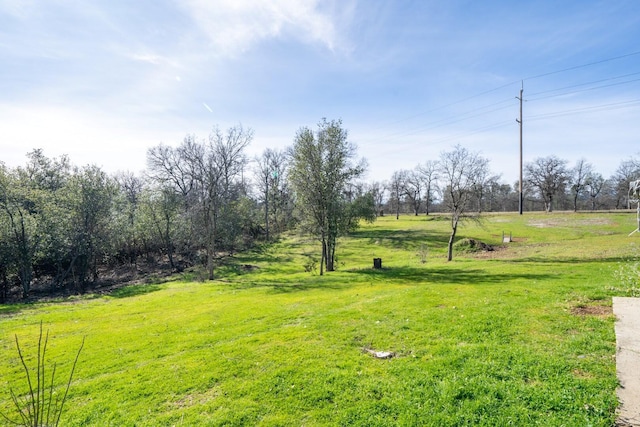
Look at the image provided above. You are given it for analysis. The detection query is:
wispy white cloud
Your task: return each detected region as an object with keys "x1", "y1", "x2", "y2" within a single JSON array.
[
  {"x1": 0, "y1": 0, "x2": 37, "y2": 19},
  {"x1": 179, "y1": 0, "x2": 354, "y2": 56}
]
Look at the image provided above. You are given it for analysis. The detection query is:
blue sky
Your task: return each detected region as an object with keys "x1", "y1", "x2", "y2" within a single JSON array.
[{"x1": 2, "y1": 0, "x2": 640, "y2": 184}]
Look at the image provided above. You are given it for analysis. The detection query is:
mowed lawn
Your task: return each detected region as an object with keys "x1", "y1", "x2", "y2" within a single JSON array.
[{"x1": 1, "y1": 212, "x2": 638, "y2": 426}]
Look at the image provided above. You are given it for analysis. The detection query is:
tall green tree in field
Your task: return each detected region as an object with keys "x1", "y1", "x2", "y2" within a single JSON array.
[
  {"x1": 22, "y1": 150, "x2": 72, "y2": 289},
  {"x1": 289, "y1": 118, "x2": 372, "y2": 275},
  {"x1": 65, "y1": 166, "x2": 117, "y2": 291},
  {"x1": 0, "y1": 152, "x2": 68, "y2": 297},
  {"x1": 0, "y1": 163, "x2": 45, "y2": 298},
  {"x1": 114, "y1": 171, "x2": 145, "y2": 264},
  {"x1": 438, "y1": 145, "x2": 489, "y2": 262}
]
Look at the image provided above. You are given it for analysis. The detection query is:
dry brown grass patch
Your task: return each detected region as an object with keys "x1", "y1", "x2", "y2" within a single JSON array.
[{"x1": 570, "y1": 304, "x2": 612, "y2": 317}]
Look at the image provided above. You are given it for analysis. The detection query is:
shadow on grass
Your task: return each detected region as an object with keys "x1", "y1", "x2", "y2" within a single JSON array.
[
  {"x1": 346, "y1": 266, "x2": 557, "y2": 285},
  {"x1": 226, "y1": 278, "x2": 348, "y2": 294},
  {"x1": 109, "y1": 283, "x2": 164, "y2": 298},
  {"x1": 505, "y1": 255, "x2": 631, "y2": 264},
  {"x1": 0, "y1": 303, "x2": 27, "y2": 317},
  {"x1": 350, "y1": 228, "x2": 451, "y2": 250}
]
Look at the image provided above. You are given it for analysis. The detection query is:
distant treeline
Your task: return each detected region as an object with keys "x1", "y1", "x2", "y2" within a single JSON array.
[{"x1": 1, "y1": 123, "x2": 639, "y2": 300}]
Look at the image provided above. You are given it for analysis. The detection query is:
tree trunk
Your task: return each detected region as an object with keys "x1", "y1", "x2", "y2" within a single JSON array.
[
  {"x1": 0, "y1": 265, "x2": 7, "y2": 303},
  {"x1": 447, "y1": 218, "x2": 458, "y2": 262},
  {"x1": 326, "y1": 236, "x2": 335, "y2": 272},
  {"x1": 164, "y1": 213, "x2": 176, "y2": 269},
  {"x1": 320, "y1": 238, "x2": 326, "y2": 276},
  {"x1": 19, "y1": 266, "x2": 31, "y2": 299}
]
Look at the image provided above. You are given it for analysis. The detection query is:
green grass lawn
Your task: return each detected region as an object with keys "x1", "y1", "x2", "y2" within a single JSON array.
[{"x1": 1, "y1": 212, "x2": 638, "y2": 426}]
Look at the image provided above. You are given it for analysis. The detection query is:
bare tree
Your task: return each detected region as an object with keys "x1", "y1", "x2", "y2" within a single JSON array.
[
  {"x1": 585, "y1": 172, "x2": 605, "y2": 211},
  {"x1": 611, "y1": 158, "x2": 640, "y2": 209},
  {"x1": 140, "y1": 183, "x2": 183, "y2": 269},
  {"x1": 470, "y1": 167, "x2": 495, "y2": 213},
  {"x1": 417, "y1": 160, "x2": 438, "y2": 215},
  {"x1": 255, "y1": 148, "x2": 291, "y2": 240},
  {"x1": 569, "y1": 159, "x2": 593, "y2": 212},
  {"x1": 147, "y1": 142, "x2": 195, "y2": 205},
  {"x1": 388, "y1": 171, "x2": 405, "y2": 219},
  {"x1": 438, "y1": 145, "x2": 489, "y2": 261},
  {"x1": 524, "y1": 156, "x2": 569, "y2": 212},
  {"x1": 402, "y1": 170, "x2": 423, "y2": 216},
  {"x1": 146, "y1": 125, "x2": 252, "y2": 280}
]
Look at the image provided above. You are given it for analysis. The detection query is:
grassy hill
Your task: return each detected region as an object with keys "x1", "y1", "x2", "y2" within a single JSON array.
[{"x1": 1, "y1": 212, "x2": 638, "y2": 426}]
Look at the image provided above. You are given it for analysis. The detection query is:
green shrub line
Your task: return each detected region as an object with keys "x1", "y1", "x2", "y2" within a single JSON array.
[{"x1": 0, "y1": 212, "x2": 637, "y2": 426}]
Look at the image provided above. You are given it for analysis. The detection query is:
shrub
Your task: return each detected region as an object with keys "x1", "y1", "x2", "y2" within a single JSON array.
[
  {"x1": 453, "y1": 238, "x2": 493, "y2": 253},
  {"x1": 613, "y1": 254, "x2": 640, "y2": 297},
  {"x1": 0, "y1": 322, "x2": 84, "y2": 427}
]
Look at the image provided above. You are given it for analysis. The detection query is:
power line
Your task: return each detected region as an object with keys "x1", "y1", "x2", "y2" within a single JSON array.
[
  {"x1": 527, "y1": 71, "x2": 640, "y2": 97},
  {"x1": 528, "y1": 76, "x2": 640, "y2": 102},
  {"x1": 523, "y1": 50, "x2": 640, "y2": 82},
  {"x1": 361, "y1": 98, "x2": 515, "y2": 144},
  {"x1": 360, "y1": 50, "x2": 640, "y2": 149},
  {"x1": 528, "y1": 98, "x2": 640, "y2": 122}
]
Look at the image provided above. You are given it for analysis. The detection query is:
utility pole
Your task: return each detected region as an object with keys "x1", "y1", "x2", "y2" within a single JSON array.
[{"x1": 516, "y1": 82, "x2": 524, "y2": 215}]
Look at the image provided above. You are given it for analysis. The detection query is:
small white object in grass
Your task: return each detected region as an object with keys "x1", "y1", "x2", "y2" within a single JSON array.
[{"x1": 363, "y1": 347, "x2": 395, "y2": 359}]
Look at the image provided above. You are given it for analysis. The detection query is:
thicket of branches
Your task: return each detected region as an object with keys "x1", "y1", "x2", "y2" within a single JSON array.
[{"x1": 1, "y1": 126, "x2": 292, "y2": 300}]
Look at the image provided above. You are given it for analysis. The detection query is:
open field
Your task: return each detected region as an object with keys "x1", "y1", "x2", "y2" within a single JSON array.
[{"x1": 1, "y1": 212, "x2": 639, "y2": 426}]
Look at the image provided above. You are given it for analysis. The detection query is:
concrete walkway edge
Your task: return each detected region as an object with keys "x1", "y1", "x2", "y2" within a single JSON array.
[{"x1": 613, "y1": 297, "x2": 640, "y2": 426}]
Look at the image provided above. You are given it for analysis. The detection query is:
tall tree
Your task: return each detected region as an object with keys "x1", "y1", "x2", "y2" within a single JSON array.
[
  {"x1": 438, "y1": 145, "x2": 489, "y2": 261},
  {"x1": 140, "y1": 184, "x2": 184, "y2": 269},
  {"x1": 524, "y1": 156, "x2": 569, "y2": 212},
  {"x1": 485, "y1": 178, "x2": 514, "y2": 212},
  {"x1": 147, "y1": 126, "x2": 252, "y2": 280},
  {"x1": 65, "y1": 165, "x2": 117, "y2": 291},
  {"x1": 585, "y1": 172, "x2": 605, "y2": 211},
  {"x1": 388, "y1": 171, "x2": 404, "y2": 219},
  {"x1": 255, "y1": 148, "x2": 292, "y2": 240},
  {"x1": 611, "y1": 158, "x2": 640, "y2": 209},
  {"x1": 114, "y1": 171, "x2": 145, "y2": 264},
  {"x1": 0, "y1": 165, "x2": 42, "y2": 297},
  {"x1": 289, "y1": 118, "x2": 370, "y2": 275},
  {"x1": 569, "y1": 159, "x2": 593, "y2": 212},
  {"x1": 402, "y1": 170, "x2": 423, "y2": 216},
  {"x1": 365, "y1": 181, "x2": 386, "y2": 217},
  {"x1": 417, "y1": 160, "x2": 438, "y2": 215}
]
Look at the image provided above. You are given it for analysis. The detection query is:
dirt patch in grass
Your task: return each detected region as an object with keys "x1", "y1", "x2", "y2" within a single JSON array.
[
  {"x1": 169, "y1": 388, "x2": 220, "y2": 408},
  {"x1": 572, "y1": 368, "x2": 594, "y2": 379},
  {"x1": 528, "y1": 217, "x2": 613, "y2": 228},
  {"x1": 571, "y1": 304, "x2": 612, "y2": 317}
]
